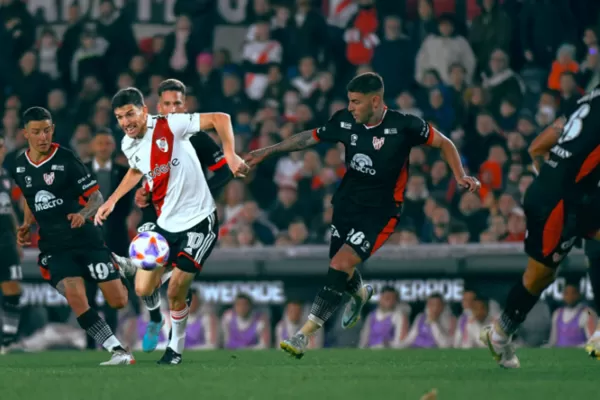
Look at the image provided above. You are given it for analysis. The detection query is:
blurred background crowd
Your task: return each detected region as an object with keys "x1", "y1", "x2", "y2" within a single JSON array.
[{"x1": 2, "y1": 0, "x2": 600, "y2": 250}]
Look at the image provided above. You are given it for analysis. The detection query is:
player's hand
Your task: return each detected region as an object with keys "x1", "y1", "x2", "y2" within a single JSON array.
[
  {"x1": 94, "y1": 200, "x2": 115, "y2": 226},
  {"x1": 244, "y1": 150, "x2": 268, "y2": 169},
  {"x1": 67, "y1": 213, "x2": 86, "y2": 228},
  {"x1": 457, "y1": 175, "x2": 481, "y2": 192},
  {"x1": 17, "y1": 223, "x2": 31, "y2": 246},
  {"x1": 135, "y1": 187, "x2": 150, "y2": 208},
  {"x1": 225, "y1": 152, "x2": 249, "y2": 178}
]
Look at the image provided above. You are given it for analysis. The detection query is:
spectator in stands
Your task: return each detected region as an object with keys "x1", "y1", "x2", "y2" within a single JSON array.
[
  {"x1": 557, "y1": 71, "x2": 581, "y2": 116},
  {"x1": 0, "y1": 0, "x2": 36, "y2": 61},
  {"x1": 221, "y1": 294, "x2": 270, "y2": 349},
  {"x1": 96, "y1": 0, "x2": 138, "y2": 87},
  {"x1": 454, "y1": 289, "x2": 476, "y2": 347},
  {"x1": 457, "y1": 296, "x2": 494, "y2": 349},
  {"x1": 520, "y1": 0, "x2": 576, "y2": 68},
  {"x1": 359, "y1": 286, "x2": 408, "y2": 348},
  {"x1": 578, "y1": 46, "x2": 600, "y2": 91},
  {"x1": 469, "y1": 0, "x2": 512, "y2": 71},
  {"x1": 372, "y1": 15, "x2": 416, "y2": 100},
  {"x1": 276, "y1": 300, "x2": 323, "y2": 349},
  {"x1": 12, "y1": 50, "x2": 50, "y2": 111},
  {"x1": 408, "y1": 0, "x2": 437, "y2": 46},
  {"x1": 344, "y1": 0, "x2": 380, "y2": 68},
  {"x1": 547, "y1": 282, "x2": 597, "y2": 347},
  {"x1": 288, "y1": 0, "x2": 328, "y2": 68},
  {"x1": 547, "y1": 44, "x2": 579, "y2": 91},
  {"x1": 415, "y1": 13, "x2": 475, "y2": 86},
  {"x1": 236, "y1": 201, "x2": 276, "y2": 245},
  {"x1": 481, "y1": 49, "x2": 524, "y2": 116},
  {"x1": 184, "y1": 292, "x2": 219, "y2": 350},
  {"x1": 192, "y1": 53, "x2": 222, "y2": 109},
  {"x1": 399, "y1": 293, "x2": 452, "y2": 348},
  {"x1": 269, "y1": 180, "x2": 305, "y2": 230},
  {"x1": 457, "y1": 191, "x2": 488, "y2": 242},
  {"x1": 291, "y1": 56, "x2": 319, "y2": 99}
]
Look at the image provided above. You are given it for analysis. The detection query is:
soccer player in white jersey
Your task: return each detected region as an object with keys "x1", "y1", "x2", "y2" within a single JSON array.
[{"x1": 95, "y1": 87, "x2": 247, "y2": 364}]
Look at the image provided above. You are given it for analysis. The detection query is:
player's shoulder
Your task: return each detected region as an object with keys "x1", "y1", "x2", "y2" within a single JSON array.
[
  {"x1": 386, "y1": 109, "x2": 424, "y2": 124},
  {"x1": 328, "y1": 108, "x2": 353, "y2": 124}
]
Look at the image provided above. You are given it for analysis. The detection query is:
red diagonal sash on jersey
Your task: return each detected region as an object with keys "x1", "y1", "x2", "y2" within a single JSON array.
[{"x1": 150, "y1": 119, "x2": 175, "y2": 217}]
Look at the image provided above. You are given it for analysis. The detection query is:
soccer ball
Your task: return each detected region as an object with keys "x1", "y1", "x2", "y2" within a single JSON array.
[{"x1": 128, "y1": 231, "x2": 170, "y2": 270}]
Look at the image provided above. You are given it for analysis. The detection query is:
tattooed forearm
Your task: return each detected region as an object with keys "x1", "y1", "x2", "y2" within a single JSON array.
[
  {"x1": 79, "y1": 191, "x2": 104, "y2": 219},
  {"x1": 259, "y1": 130, "x2": 318, "y2": 158}
]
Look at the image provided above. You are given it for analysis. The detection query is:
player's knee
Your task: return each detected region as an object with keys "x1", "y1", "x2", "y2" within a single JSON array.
[
  {"x1": 0, "y1": 281, "x2": 21, "y2": 296},
  {"x1": 135, "y1": 282, "x2": 155, "y2": 297},
  {"x1": 106, "y1": 292, "x2": 128, "y2": 309},
  {"x1": 523, "y1": 258, "x2": 557, "y2": 294},
  {"x1": 330, "y1": 251, "x2": 359, "y2": 273}
]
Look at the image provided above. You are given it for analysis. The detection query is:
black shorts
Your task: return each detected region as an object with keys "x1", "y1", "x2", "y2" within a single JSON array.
[
  {"x1": 37, "y1": 246, "x2": 120, "y2": 287},
  {"x1": 329, "y1": 203, "x2": 399, "y2": 261},
  {"x1": 155, "y1": 211, "x2": 219, "y2": 274},
  {"x1": 524, "y1": 190, "x2": 600, "y2": 268},
  {"x1": 0, "y1": 245, "x2": 21, "y2": 283}
]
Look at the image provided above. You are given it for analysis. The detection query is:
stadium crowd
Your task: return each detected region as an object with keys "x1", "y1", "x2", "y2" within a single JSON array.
[{"x1": 2, "y1": 0, "x2": 600, "y2": 250}]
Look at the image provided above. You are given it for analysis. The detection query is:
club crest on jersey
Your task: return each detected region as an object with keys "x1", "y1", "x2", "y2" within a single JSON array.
[
  {"x1": 156, "y1": 137, "x2": 169, "y2": 153},
  {"x1": 43, "y1": 172, "x2": 55, "y2": 185},
  {"x1": 373, "y1": 137, "x2": 385, "y2": 150}
]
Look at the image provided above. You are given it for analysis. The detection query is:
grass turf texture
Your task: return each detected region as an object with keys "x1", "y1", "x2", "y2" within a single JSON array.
[{"x1": 0, "y1": 349, "x2": 597, "y2": 400}]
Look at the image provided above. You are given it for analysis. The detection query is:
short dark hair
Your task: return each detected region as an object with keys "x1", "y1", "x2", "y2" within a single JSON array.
[
  {"x1": 95, "y1": 127, "x2": 114, "y2": 137},
  {"x1": 158, "y1": 79, "x2": 186, "y2": 97},
  {"x1": 346, "y1": 72, "x2": 384, "y2": 94},
  {"x1": 111, "y1": 87, "x2": 144, "y2": 110},
  {"x1": 22, "y1": 107, "x2": 52, "y2": 127}
]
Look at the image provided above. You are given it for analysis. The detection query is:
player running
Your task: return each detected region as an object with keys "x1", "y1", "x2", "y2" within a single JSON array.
[
  {"x1": 10, "y1": 107, "x2": 134, "y2": 365},
  {"x1": 244, "y1": 72, "x2": 479, "y2": 358},
  {"x1": 0, "y1": 134, "x2": 23, "y2": 354},
  {"x1": 95, "y1": 87, "x2": 246, "y2": 364},
  {"x1": 112, "y1": 79, "x2": 233, "y2": 353},
  {"x1": 480, "y1": 88, "x2": 600, "y2": 368}
]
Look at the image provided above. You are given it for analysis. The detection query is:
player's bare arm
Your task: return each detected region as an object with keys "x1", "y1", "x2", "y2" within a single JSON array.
[
  {"x1": 528, "y1": 117, "x2": 565, "y2": 174},
  {"x1": 245, "y1": 130, "x2": 317, "y2": 168},
  {"x1": 69, "y1": 191, "x2": 104, "y2": 228},
  {"x1": 17, "y1": 201, "x2": 34, "y2": 246},
  {"x1": 94, "y1": 168, "x2": 143, "y2": 225},
  {"x1": 429, "y1": 128, "x2": 480, "y2": 192},
  {"x1": 198, "y1": 112, "x2": 247, "y2": 177}
]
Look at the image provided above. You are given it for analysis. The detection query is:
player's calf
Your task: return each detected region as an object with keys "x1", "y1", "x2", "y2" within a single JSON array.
[
  {"x1": 98, "y1": 279, "x2": 128, "y2": 309},
  {"x1": 134, "y1": 268, "x2": 164, "y2": 297},
  {"x1": 159, "y1": 269, "x2": 195, "y2": 364},
  {"x1": 1, "y1": 281, "x2": 22, "y2": 348}
]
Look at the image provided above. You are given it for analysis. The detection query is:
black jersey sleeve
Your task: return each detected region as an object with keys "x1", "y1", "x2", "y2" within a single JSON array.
[
  {"x1": 189, "y1": 131, "x2": 227, "y2": 171},
  {"x1": 403, "y1": 113, "x2": 435, "y2": 147},
  {"x1": 189, "y1": 131, "x2": 232, "y2": 198},
  {"x1": 66, "y1": 152, "x2": 99, "y2": 199},
  {"x1": 313, "y1": 109, "x2": 347, "y2": 143}
]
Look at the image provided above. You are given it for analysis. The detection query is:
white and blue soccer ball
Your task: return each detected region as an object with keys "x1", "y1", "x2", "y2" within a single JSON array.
[{"x1": 128, "y1": 231, "x2": 170, "y2": 270}]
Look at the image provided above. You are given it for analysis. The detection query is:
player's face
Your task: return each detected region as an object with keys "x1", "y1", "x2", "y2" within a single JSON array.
[
  {"x1": 114, "y1": 104, "x2": 148, "y2": 138},
  {"x1": 24, "y1": 120, "x2": 54, "y2": 153},
  {"x1": 347, "y1": 91, "x2": 378, "y2": 124},
  {"x1": 157, "y1": 90, "x2": 186, "y2": 114}
]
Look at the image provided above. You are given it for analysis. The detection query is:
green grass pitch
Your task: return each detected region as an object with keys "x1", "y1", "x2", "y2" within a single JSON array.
[{"x1": 0, "y1": 349, "x2": 598, "y2": 400}]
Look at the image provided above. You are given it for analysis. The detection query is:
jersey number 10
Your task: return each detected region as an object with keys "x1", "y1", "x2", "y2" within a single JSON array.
[{"x1": 559, "y1": 103, "x2": 591, "y2": 144}]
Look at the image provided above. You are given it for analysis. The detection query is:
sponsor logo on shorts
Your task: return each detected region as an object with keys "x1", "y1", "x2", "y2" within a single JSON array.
[
  {"x1": 34, "y1": 190, "x2": 64, "y2": 211},
  {"x1": 137, "y1": 222, "x2": 157, "y2": 232},
  {"x1": 350, "y1": 154, "x2": 376, "y2": 175}
]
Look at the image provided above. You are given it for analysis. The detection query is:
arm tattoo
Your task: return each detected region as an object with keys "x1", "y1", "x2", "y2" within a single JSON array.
[
  {"x1": 78, "y1": 191, "x2": 104, "y2": 219},
  {"x1": 257, "y1": 130, "x2": 318, "y2": 158}
]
